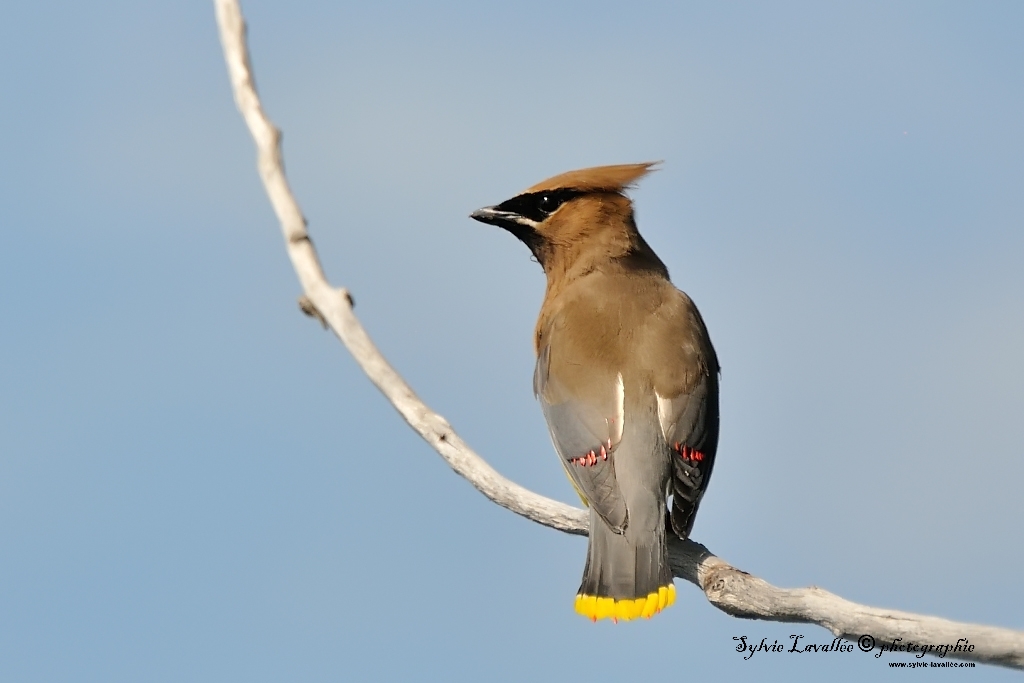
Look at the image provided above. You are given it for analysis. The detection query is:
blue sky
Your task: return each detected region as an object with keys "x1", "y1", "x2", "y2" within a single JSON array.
[{"x1": 1, "y1": 1, "x2": 1022, "y2": 680}]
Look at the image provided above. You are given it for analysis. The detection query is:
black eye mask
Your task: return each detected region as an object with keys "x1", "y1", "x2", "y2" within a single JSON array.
[{"x1": 494, "y1": 188, "x2": 586, "y2": 223}]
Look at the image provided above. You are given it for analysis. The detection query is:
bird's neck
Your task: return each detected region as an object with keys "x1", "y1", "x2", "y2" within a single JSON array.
[
  {"x1": 541, "y1": 233, "x2": 668, "y2": 293},
  {"x1": 534, "y1": 241, "x2": 671, "y2": 355}
]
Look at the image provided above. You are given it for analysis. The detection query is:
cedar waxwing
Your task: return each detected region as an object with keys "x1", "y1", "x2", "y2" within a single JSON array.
[{"x1": 471, "y1": 163, "x2": 719, "y2": 621}]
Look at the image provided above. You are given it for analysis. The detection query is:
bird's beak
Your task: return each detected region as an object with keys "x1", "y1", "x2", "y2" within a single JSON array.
[
  {"x1": 469, "y1": 206, "x2": 505, "y2": 225},
  {"x1": 470, "y1": 205, "x2": 533, "y2": 230}
]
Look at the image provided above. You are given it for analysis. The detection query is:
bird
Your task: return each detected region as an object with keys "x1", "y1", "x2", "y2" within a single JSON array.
[{"x1": 470, "y1": 163, "x2": 719, "y2": 622}]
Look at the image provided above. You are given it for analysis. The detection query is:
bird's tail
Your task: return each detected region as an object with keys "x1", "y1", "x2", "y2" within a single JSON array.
[{"x1": 574, "y1": 510, "x2": 675, "y2": 621}]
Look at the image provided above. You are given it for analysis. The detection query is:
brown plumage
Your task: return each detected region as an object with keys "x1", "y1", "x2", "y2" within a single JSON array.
[
  {"x1": 471, "y1": 163, "x2": 719, "y2": 621},
  {"x1": 523, "y1": 162, "x2": 657, "y2": 194}
]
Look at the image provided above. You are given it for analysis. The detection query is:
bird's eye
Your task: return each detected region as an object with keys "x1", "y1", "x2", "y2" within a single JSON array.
[{"x1": 538, "y1": 194, "x2": 561, "y2": 214}]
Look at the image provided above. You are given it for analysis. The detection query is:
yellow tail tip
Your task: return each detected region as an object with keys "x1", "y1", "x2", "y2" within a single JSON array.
[{"x1": 574, "y1": 584, "x2": 676, "y2": 622}]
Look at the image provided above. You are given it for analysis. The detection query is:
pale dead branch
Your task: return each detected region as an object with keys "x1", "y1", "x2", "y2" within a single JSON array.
[{"x1": 213, "y1": 0, "x2": 1024, "y2": 669}]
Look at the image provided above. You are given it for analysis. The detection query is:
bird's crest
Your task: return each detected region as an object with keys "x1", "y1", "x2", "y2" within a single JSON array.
[{"x1": 524, "y1": 162, "x2": 660, "y2": 195}]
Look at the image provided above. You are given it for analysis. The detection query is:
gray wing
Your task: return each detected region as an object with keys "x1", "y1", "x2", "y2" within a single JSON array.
[
  {"x1": 534, "y1": 343, "x2": 628, "y2": 533},
  {"x1": 655, "y1": 346, "x2": 719, "y2": 539}
]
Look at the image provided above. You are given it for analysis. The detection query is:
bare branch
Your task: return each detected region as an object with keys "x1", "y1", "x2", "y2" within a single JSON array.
[
  {"x1": 214, "y1": 0, "x2": 1024, "y2": 670},
  {"x1": 670, "y1": 539, "x2": 1024, "y2": 668}
]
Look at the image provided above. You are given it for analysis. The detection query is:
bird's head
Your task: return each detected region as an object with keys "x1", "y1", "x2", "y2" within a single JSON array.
[{"x1": 470, "y1": 162, "x2": 663, "y2": 277}]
